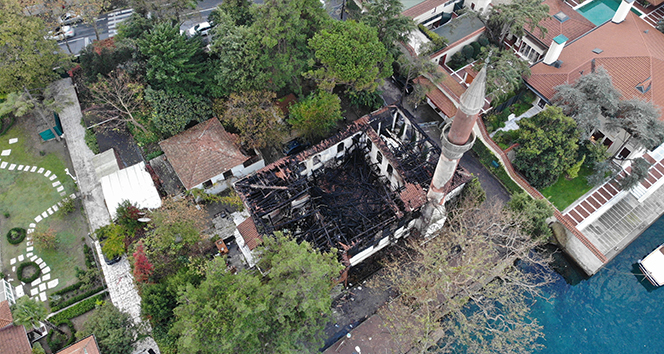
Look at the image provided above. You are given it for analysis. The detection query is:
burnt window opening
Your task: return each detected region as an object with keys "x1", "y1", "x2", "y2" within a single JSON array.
[
  {"x1": 619, "y1": 147, "x2": 631, "y2": 159},
  {"x1": 337, "y1": 142, "x2": 345, "y2": 153},
  {"x1": 313, "y1": 155, "x2": 322, "y2": 165},
  {"x1": 376, "y1": 151, "x2": 383, "y2": 165},
  {"x1": 367, "y1": 142, "x2": 373, "y2": 152},
  {"x1": 387, "y1": 164, "x2": 394, "y2": 175},
  {"x1": 591, "y1": 131, "x2": 605, "y2": 142},
  {"x1": 223, "y1": 170, "x2": 233, "y2": 180},
  {"x1": 603, "y1": 138, "x2": 613, "y2": 148},
  {"x1": 203, "y1": 180, "x2": 213, "y2": 188}
]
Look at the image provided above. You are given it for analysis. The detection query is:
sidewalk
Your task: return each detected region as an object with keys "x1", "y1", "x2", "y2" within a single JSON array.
[{"x1": 56, "y1": 78, "x2": 159, "y2": 354}]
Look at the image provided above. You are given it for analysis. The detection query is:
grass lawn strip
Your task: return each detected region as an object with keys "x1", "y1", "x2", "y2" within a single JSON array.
[{"x1": 540, "y1": 165, "x2": 594, "y2": 211}]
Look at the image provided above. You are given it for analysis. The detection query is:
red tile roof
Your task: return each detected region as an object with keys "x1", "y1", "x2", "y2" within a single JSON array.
[
  {"x1": 402, "y1": 0, "x2": 448, "y2": 18},
  {"x1": 0, "y1": 300, "x2": 12, "y2": 329},
  {"x1": 238, "y1": 217, "x2": 262, "y2": 250},
  {"x1": 528, "y1": 12, "x2": 664, "y2": 120},
  {"x1": 417, "y1": 76, "x2": 458, "y2": 117},
  {"x1": 400, "y1": 183, "x2": 427, "y2": 211},
  {"x1": 57, "y1": 335, "x2": 101, "y2": 354},
  {"x1": 527, "y1": 0, "x2": 595, "y2": 47},
  {"x1": 159, "y1": 118, "x2": 250, "y2": 190}
]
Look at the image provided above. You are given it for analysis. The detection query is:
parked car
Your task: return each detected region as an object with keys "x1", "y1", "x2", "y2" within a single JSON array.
[
  {"x1": 186, "y1": 21, "x2": 212, "y2": 37},
  {"x1": 391, "y1": 74, "x2": 414, "y2": 95},
  {"x1": 46, "y1": 26, "x2": 75, "y2": 41},
  {"x1": 58, "y1": 12, "x2": 83, "y2": 25},
  {"x1": 283, "y1": 139, "x2": 310, "y2": 156}
]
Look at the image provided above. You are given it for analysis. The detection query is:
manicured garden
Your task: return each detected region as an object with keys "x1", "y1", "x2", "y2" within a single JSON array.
[{"x1": 540, "y1": 165, "x2": 594, "y2": 211}]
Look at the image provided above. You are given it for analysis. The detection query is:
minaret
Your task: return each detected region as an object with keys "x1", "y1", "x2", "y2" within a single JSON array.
[{"x1": 420, "y1": 67, "x2": 487, "y2": 236}]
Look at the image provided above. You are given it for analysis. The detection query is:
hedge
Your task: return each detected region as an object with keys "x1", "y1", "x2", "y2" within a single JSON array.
[
  {"x1": 51, "y1": 281, "x2": 85, "y2": 297},
  {"x1": 47, "y1": 319, "x2": 75, "y2": 352},
  {"x1": 7, "y1": 227, "x2": 26, "y2": 245},
  {"x1": 17, "y1": 262, "x2": 41, "y2": 283},
  {"x1": 50, "y1": 285, "x2": 106, "y2": 312},
  {"x1": 83, "y1": 244, "x2": 96, "y2": 269},
  {"x1": 50, "y1": 293, "x2": 106, "y2": 324}
]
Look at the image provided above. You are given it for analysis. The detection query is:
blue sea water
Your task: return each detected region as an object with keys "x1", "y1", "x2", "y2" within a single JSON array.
[{"x1": 533, "y1": 216, "x2": 664, "y2": 354}]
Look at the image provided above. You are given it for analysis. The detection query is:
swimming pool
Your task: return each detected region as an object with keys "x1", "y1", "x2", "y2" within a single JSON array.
[{"x1": 577, "y1": 0, "x2": 621, "y2": 26}]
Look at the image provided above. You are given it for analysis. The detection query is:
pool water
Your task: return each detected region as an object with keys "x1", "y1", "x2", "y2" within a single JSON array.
[
  {"x1": 532, "y1": 216, "x2": 664, "y2": 353},
  {"x1": 577, "y1": 0, "x2": 621, "y2": 26}
]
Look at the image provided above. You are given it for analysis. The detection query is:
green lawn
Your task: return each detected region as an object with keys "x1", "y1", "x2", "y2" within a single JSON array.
[
  {"x1": 540, "y1": 165, "x2": 594, "y2": 211},
  {"x1": 0, "y1": 123, "x2": 87, "y2": 297}
]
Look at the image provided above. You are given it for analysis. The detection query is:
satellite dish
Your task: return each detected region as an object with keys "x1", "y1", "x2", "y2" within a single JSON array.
[{"x1": 138, "y1": 217, "x2": 151, "y2": 223}]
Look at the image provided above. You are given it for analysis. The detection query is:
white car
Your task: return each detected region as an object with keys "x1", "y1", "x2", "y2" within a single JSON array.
[
  {"x1": 46, "y1": 26, "x2": 75, "y2": 41},
  {"x1": 186, "y1": 21, "x2": 212, "y2": 37},
  {"x1": 58, "y1": 12, "x2": 83, "y2": 25}
]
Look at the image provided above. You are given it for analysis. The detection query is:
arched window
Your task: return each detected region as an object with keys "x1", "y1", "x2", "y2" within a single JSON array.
[
  {"x1": 376, "y1": 151, "x2": 383, "y2": 165},
  {"x1": 337, "y1": 143, "x2": 344, "y2": 153}
]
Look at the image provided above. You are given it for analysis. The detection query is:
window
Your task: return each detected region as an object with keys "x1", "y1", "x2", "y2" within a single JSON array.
[
  {"x1": 203, "y1": 180, "x2": 213, "y2": 188},
  {"x1": 603, "y1": 138, "x2": 613, "y2": 148},
  {"x1": 619, "y1": 147, "x2": 631, "y2": 159},
  {"x1": 591, "y1": 131, "x2": 605, "y2": 142},
  {"x1": 387, "y1": 165, "x2": 393, "y2": 175},
  {"x1": 376, "y1": 151, "x2": 383, "y2": 165},
  {"x1": 223, "y1": 170, "x2": 233, "y2": 180},
  {"x1": 313, "y1": 155, "x2": 321, "y2": 165},
  {"x1": 337, "y1": 143, "x2": 344, "y2": 153}
]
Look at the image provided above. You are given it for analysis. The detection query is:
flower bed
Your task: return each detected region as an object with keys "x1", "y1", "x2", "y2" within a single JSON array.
[
  {"x1": 7, "y1": 227, "x2": 26, "y2": 245},
  {"x1": 16, "y1": 261, "x2": 41, "y2": 283}
]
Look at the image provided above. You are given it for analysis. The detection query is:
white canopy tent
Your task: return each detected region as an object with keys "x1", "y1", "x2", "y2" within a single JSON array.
[{"x1": 100, "y1": 161, "x2": 162, "y2": 219}]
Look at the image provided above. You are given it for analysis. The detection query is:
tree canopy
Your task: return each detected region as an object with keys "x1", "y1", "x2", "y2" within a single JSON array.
[
  {"x1": 484, "y1": 49, "x2": 531, "y2": 99},
  {"x1": 361, "y1": 0, "x2": 415, "y2": 57},
  {"x1": 481, "y1": 0, "x2": 550, "y2": 46},
  {"x1": 171, "y1": 232, "x2": 343, "y2": 353},
  {"x1": 216, "y1": 91, "x2": 286, "y2": 149},
  {"x1": 78, "y1": 302, "x2": 135, "y2": 354},
  {"x1": 606, "y1": 99, "x2": 664, "y2": 153},
  {"x1": 287, "y1": 91, "x2": 343, "y2": 142},
  {"x1": 513, "y1": 106, "x2": 580, "y2": 188},
  {"x1": 306, "y1": 20, "x2": 392, "y2": 93},
  {"x1": 145, "y1": 88, "x2": 212, "y2": 137}
]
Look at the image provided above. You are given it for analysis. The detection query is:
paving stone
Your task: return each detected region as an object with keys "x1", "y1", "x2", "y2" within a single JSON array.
[
  {"x1": 39, "y1": 292, "x2": 47, "y2": 302},
  {"x1": 42, "y1": 273, "x2": 51, "y2": 281},
  {"x1": 52, "y1": 181, "x2": 61, "y2": 187},
  {"x1": 10, "y1": 258, "x2": 16, "y2": 265},
  {"x1": 41, "y1": 211, "x2": 48, "y2": 218},
  {"x1": 52, "y1": 205, "x2": 59, "y2": 212},
  {"x1": 30, "y1": 288, "x2": 39, "y2": 296},
  {"x1": 22, "y1": 165, "x2": 30, "y2": 171},
  {"x1": 8, "y1": 138, "x2": 18, "y2": 144},
  {"x1": 49, "y1": 174, "x2": 57, "y2": 181},
  {"x1": 43, "y1": 266, "x2": 50, "y2": 273},
  {"x1": 29, "y1": 255, "x2": 37, "y2": 262},
  {"x1": 60, "y1": 191, "x2": 66, "y2": 197},
  {"x1": 29, "y1": 223, "x2": 36, "y2": 228},
  {"x1": 1, "y1": 149, "x2": 10, "y2": 156},
  {"x1": 70, "y1": 193, "x2": 77, "y2": 199},
  {"x1": 44, "y1": 170, "x2": 51, "y2": 177},
  {"x1": 31, "y1": 278, "x2": 41, "y2": 286},
  {"x1": 39, "y1": 283, "x2": 46, "y2": 292},
  {"x1": 47, "y1": 208, "x2": 53, "y2": 215},
  {"x1": 27, "y1": 229, "x2": 33, "y2": 234},
  {"x1": 30, "y1": 166, "x2": 37, "y2": 172},
  {"x1": 17, "y1": 165, "x2": 24, "y2": 170},
  {"x1": 17, "y1": 255, "x2": 24, "y2": 262},
  {"x1": 38, "y1": 262, "x2": 47, "y2": 269},
  {"x1": 26, "y1": 246, "x2": 33, "y2": 252},
  {"x1": 0, "y1": 162, "x2": 6, "y2": 169},
  {"x1": 15, "y1": 286, "x2": 24, "y2": 298},
  {"x1": 26, "y1": 241, "x2": 32, "y2": 246},
  {"x1": 11, "y1": 266, "x2": 15, "y2": 272},
  {"x1": 34, "y1": 215, "x2": 42, "y2": 223},
  {"x1": 37, "y1": 167, "x2": 44, "y2": 174},
  {"x1": 8, "y1": 164, "x2": 16, "y2": 170},
  {"x1": 35, "y1": 258, "x2": 43, "y2": 265},
  {"x1": 56, "y1": 186, "x2": 64, "y2": 192},
  {"x1": 47, "y1": 279, "x2": 59, "y2": 289}
]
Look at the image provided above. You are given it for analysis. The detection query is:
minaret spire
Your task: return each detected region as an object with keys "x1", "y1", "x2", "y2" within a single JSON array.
[{"x1": 419, "y1": 66, "x2": 487, "y2": 236}]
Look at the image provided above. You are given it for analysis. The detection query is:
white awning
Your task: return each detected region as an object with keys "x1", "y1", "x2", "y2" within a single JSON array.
[{"x1": 100, "y1": 162, "x2": 162, "y2": 219}]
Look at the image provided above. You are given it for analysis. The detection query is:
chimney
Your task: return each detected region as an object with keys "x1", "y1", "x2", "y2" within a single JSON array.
[
  {"x1": 612, "y1": 0, "x2": 635, "y2": 23},
  {"x1": 543, "y1": 34, "x2": 568, "y2": 66}
]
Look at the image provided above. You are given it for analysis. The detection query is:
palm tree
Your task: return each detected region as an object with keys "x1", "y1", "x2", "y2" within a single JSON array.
[{"x1": 12, "y1": 297, "x2": 64, "y2": 334}]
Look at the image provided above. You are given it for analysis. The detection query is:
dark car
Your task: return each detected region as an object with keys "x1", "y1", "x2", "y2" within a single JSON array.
[
  {"x1": 391, "y1": 74, "x2": 414, "y2": 95},
  {"x1": 283, "y1": 139, "x2": 310, "y2": 156}
]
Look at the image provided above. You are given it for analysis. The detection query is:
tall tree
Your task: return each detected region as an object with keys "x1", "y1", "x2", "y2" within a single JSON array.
[
  {"x1": 513, "y1": 106, "x2": 580, "y2": 188},
  {"x1": 361, "y1": 0, "x2": 415, "y2": 57},
  {"x1": 507, "y1": 192, "x2": 554, "y2": 240},
  {"x1": 210, "y1": 0, "x2": 254, "y2": 26},
  {"x1": 0, "y1": 0, "x2": 65, "y2": 95},
  {"x1": 78, "y1": 302, "x2": 135, "y2": 354},
  {"x1": 288, "y1": 91, "x2": 343, "y2": 142},
  {"x1": 12, "y1": 297, "x2": 63, "y2": 334},
  {"x1": 306, "y1": 20, "x2": 392, "y2": 93},
  {"x1": 137, "y1": 22, "x2": 209, "y2": 97},
  {"x1": 619, "y1": 157, "x2": 652, "y2": 190},
  {"x1": 130, "y1": 0, "x2": 197, "y2": 21},
  {"x1": 216, "y1": 91, "x2": 286, "y2": 149},
  {"x1": 0, "y1": 87, "x2": 72, "y2": 142},
  {"x1": 551, "y1": 67, "x2": 621, "y2": 139},
  {"x1": 171, "y1": 232, "x2": 343, "y2": 353},
  {"x1": 145, "y1": 88, "x2": 212, "y2": 137},
  {"x1": 479, "y1": 0, "x2": 550, "y2": 46},
  {"x1": 606, "y1": 99, "x2": 664, "y2": 156},
  {"x1": 396, "y1": 50, "x2": 443, "y2": 105},
  {"x1": 484, "y1": 48, "x2": 531, "y2": 99},
  {"x1": 376, "y1": 201, "x2": 553, "y2": 353},
  {"x1": 88, "y1": 70, "x2": 148, "y2": 133}
]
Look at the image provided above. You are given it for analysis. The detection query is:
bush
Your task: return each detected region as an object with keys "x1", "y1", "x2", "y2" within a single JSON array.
[
  {"x1": 84, "y1": 127, "x2": 100, "y2": 154},
  {"x1": 417, "y1": 24, "x2": 448, "y2": 54},
  {"x1": 50, "y1": 293, "x2": 106, "y2": 324},
  {"x1": 102, "y1": 229, "x2": 126, "y2": 260},
  {"x1": 47, "y1": 320, "x2": 75, "y2": 352},
  {"x1": 146, "y1": 150, "x2": 164, "y2": 161},
  {"x1": 17, "y1": 262, "x2": 41, "y2": 283},
  {"x1": 115, "y1": 200, "x2": 142, "y2": 234},
  {"x1": 84, "y1": 244, "x2": 96, "y2": 269},
  {"x1": 59, "y1": 197, "x2": 76, "y2": 215},
  {"x1": 32, "y1": 342, "x2": 46, "y2": 354},
  {"x1": 470, "y1": 41, "x2": 481, "y2": 59},
  {"x1": 348, "y1": 90, "x2": 384, "y2": 110},
  {"x1": 462, "y1": 44, "x2": 475, "y2": 61},
  {"x1": 6, "y1": 227, "x2": 26, "y2": 245},
  {"x1": 478, "y1": 35, "x2": 490, "y2": 47},
  {"x1": 32, "y1": 228, "x2": 58, "y2": 250},
  {"x1": 50, "y1": 285, "x2": 106, "y2": 312},
  {"x1": 447, "y1": 52, "x2": 466, "y2": 71}
]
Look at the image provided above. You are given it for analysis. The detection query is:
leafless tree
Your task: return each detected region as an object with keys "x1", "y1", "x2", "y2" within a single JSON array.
[{"x1": 87, "y1": 70, "x2": 148, "y2": 133}]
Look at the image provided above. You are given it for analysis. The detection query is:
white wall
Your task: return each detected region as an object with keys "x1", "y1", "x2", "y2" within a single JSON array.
[{"x1": 432, "y1": 31, "x2": 484, "y2": 65}]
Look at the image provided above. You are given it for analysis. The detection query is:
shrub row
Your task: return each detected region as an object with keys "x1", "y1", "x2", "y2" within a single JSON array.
[
  {"x1": 17, "y1": 262, "x2": 41, "y2": 283},
  {"x1": 52, "y1": 281, "x2": 85, "y2": 297},
  {"x1": 83, "y1": 244, "x2": 96, "y2": 269},
  {"x1": 50, "y1": 293, "x2": 106, "y2": 324},
  {"x1": 50, "y1": 285, "x2": 106, "y2": 312},
  {"x1": 471, "y1": 140, "x2": 522, "y2": 195},
  {"x1": 7, "y1": 227, "x2": 26, "y2": 245}
]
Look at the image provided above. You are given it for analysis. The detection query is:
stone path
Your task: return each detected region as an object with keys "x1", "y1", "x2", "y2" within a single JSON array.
[{"x1": 1, "y1": 138, "x2": 73, "y2": 302}]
